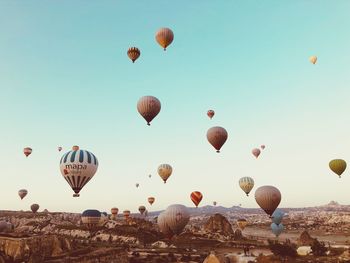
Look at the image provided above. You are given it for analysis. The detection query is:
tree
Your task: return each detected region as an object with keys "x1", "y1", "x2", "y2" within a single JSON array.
[
  {"x1": 268, "y1": 239, "x2": 297, "y2": 259},
  {"x1": 311, "y1": 239, "x2": 327, "y2": 256}
]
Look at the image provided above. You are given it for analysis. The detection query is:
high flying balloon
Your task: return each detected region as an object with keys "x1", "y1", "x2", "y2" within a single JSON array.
[
  {"x1": 158, "y1": 164, "x2": 172, "y2": 183},
  {"x1": 309, "y1": 56, "x2": 317, "y2": 64},
  {"x1": 23, "y1": 147, "x2": 32, "y2": 157},
  {"x1": 236, "y1": 219, "x2": 248, "y2": 231},
  {"x1": 58, "y1": 147, "x2": 62, "y2": 152},
  {"x1": 329, "y1": 159, "x2": 347, "y2": 178},
  {"x1": 255, "y1": 186, "x2": 281, "y2": 216},
  {"x1": 18, "y1": 189, "x2": 28, "y2": 200},
  {"x1": 148, "y1": 197, "x2": 155, "y2": 205},
  {"x1": 207, "y1": 110, "x2": 215, "y2": 119},
  {"x1": 155, "y1": 28, "x2": 174, "y2": 51},
  {"x1": 190, "y1": 191, "x2": 203, "y2": 207},
  {"x1": 59, "y1": 146, "x2": 99, "y2": 197},
  {"x1": 252, "y1": 148, "x2": 261, "y2": 158},
  {"x1": 137, "y1": 96, "x2": 161, "y2": 126},
  {"x1": 206, "y1": 126, "x2": 228, "y2": 153},
  {"x1": 239, "y1": 177, "x2": 254, "y2": 196},
  {"x1": 135, "y1": 183, "x2": 140, "y2": 188},
  {"x1": 127, "y1": 47, "x2": 140, "y2": 63}
]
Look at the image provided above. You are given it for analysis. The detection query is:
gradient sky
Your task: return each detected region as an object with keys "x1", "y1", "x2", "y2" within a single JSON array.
[{"x1": 0, "y1": 1, "x2": 349, "y2": 213}]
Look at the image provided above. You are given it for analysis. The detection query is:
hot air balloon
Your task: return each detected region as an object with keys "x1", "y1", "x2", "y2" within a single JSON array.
[
  {"x1": 23, "y1": 147, "x2": 32, "y2": 157},
  {"x1": 329, "y1": 159, "x2": 347, "y2": 178},
  {"x1": 309, "y1": 56, "x2": 317, "y2": 65},
  {"x1": 236, "y1": 218, "x2": 248, "y2": 231},
  {"x1": 157, "y1": 204, "x2": 190, "y2": 239},
  {"x1": 123, "y1": 210, "x2": 131, "y2": 220},
  {"x1": 203, "y1": 252, "x2": 221, "y2": 263},
  {"x1": 155, "y1": 28, "x2": 174, "y2": 51},
  {"x1": 271, "y1": 223, "x2": 284, "y2": 237},
  {"x1": 190, "y1": 191, "x2": 203, "y2": 207},
  {"x1": 239, "y1": 177, "x2": 254, "y2": 196},
  {"x1": 148, "y1": 174, "x2": 152, "y2": 178},
  {"x1": 158, "y1": 164, "x2": 172, "y2": 183},
  {"x1": 271, "y1": 209, "x2": 284, "y2": 225},
  {"x1": 59, "y1": 146, "x2": 98, "y2": 197},
  {"x1": 252, "y1": 148, "x2": 261, "y2": 158},
  {"x1": 137, "y1": 96, "x2": 161, "y2": 126},
  {"x1": 206, "y1": 127, "x2": 228, "y2": 153},
  {"x1": 111, "y1": 207, "x2": 119, "y2": 216},
  {"x1": 127, "y1": 47, "x2": 140, "y2": 63},
  {"x1": 213, "y1": 201, "x2": 217, "y2": 206},
  {"x1": 255, "y1": 186, "x2": 281, "y2": 216},
  {"x1": 138, "y1": 205, "x2": 146, "y2": 215},
  {"x1": 18, "y1": 189, "x2": 28, "y2": 200},
  {"x1": 31, "y1": 204, "x2": 39, "y2": 213},
  {"x1": 58, "y1": 147, "x2": 62, "y2": 152},
  {"x1": 135, "y1": 183, "x2": 140, "y2": 188},
  {"x1": 72, "y1": 145, "x2": 79, "y2": 151},
  {"x1": 261, "y1": 145, "x2": 265, "y2": 150},
  {"x1": 81, "y1": 209, "x2": 101, "y2": 229},
  {"x1": 207, "y1": 110, "x2": 215, "y2": 119},
  {"x1": 148, "y1": 197, "x2": 155, "y2": 205}
]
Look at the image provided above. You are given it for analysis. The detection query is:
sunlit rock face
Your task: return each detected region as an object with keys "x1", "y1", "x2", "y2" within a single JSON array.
[{"x1": 203, "y1": 213, "x2": 234, "y2": 236}]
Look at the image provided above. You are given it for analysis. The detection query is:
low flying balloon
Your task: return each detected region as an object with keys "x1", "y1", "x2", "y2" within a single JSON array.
[
  {"x1": 155, "y1": 28, "x2": 174, "y2": 51},
  {"x1": 138, "y1": 205, "x2": 146, "y2": 215},
  {"x1": 309, "y1": 56, "x2": 317, "y2": 64},
  {"x1": 252, "y1": 148, "x2": 261, "y2": 158},
  {"x1": 236, "y1": 218, "x2": 248, "y2": 231},
  {"x1": 81, "y1": 209, "x2": 101, "y2": 229},
  {"x1": 58, "y1": 147, "x2": 62, "y2": 152},
  {"x1": 59, "y1": 146, "x2": 98, "y2": 197},
  {"x1": 123, "y1": 210, "x2": 130, "y2": 219},
  {"x1": 206, "y1": 126, "x2": 228, "y2": 153},
  {"x1": 213, "y1": 201, "x2": 217, "y2": 206},
  {"x1": 18, "y1": 189, "x2": 28, "y2": 200},
  {"x1": 271, "y1": 223, "x2": 284, "y2": 237},
  {"x1": 127, "y1": 47, "x2": 140, "y2": 63},
  {"x1": 148, "y1": 197, "x2": 155, "y2": 205},
  {"x1": 207, "y1": 110, "x2": 215, "y2": 119},
  {"x1": 239, "y1": 177, "x2": 254, "y2": 196},
  {"x1": 23, "y1": 147, "x2": 32, "y2": 157},
  {"x1": 111, "y1": 207, "x2": 119, "y2": 216},
  {"x1": 135, "y1": 183, "x2": 140, "y2": 188},
  {"x1": 31, "y1": 204, "x2": 39, "y2": 213},
  {"x1": 329, "y1": 159, "x2": 347, "y2": 178},
  {"x1": 255, "y1": 186, "x2": 281, "y2": 216},
  {"x1": 203, "y1": 253, "x2": 221, "y2": 263},
  {"x1": 137, "y1": 96, "x2": 161, "y2": 126},
  {"x1": 190, "y1": 191, "x2": 203, "y2": 207},
  {"x1": 261, "y1": 145, "x2": 265, "y2": 150},
  {"x1": 158, "y1": 164, "x2": 172, "y2": 183},
  {"x1": 271, "y1": 209, "x2": 284, "y2": 225}
]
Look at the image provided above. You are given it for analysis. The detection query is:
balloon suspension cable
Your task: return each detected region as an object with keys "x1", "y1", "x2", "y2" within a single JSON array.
[
  {"x1": 147, "y1": 123, "x2": 150, "y2": 126},
  {"x1": 132, "y1": 60, "x2": 135, "y2": 63},
  {"x1": 216, "y1": 150, "x2": 220, "y2": 153},
  {"x1": 73, "y1": 194, "x2": 80, "y2": 197}
]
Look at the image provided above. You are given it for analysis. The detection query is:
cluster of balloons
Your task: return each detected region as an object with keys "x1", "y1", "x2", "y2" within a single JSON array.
[{"x1": 271, "y1": 209, "x2": 285, "y2": 237}]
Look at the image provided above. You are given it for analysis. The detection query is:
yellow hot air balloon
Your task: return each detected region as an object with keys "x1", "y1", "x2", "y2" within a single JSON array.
[
  {"x1": 236, "y1": 218, "x2": 248, "y2": 231},
  {"x1": 309, "y1": 56, "x2": 317, "y2": 64},
  {"x1": 158, "y1": 164, "x2": 172, "y2": 183},
  {"x1": 203, "y1": 252, "x2": 221, "y2": 263},
  {"x1": 329, "y1": 159, "x2": 347, "y2": 178},
  {"x1": 239, "y1": 177, "x2": 254, "y2": 196}
]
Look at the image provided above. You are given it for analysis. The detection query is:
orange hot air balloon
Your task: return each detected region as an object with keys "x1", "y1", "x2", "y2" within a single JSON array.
[
  {"x1": 72, "y1": 145, "x2": 79, "y2": 151},
  {"x1": 207, "y1": 110, "x2": 215, "y2": 119},
  {"x1": 252, "y1": 148, "x2": 261, "y2": 158},
  {"x1": 148, "y1": 197, "x2": 155, "y2": 205},
  {"x1": 255, "y1": 186, "x2": 281, "y2": 216},
  {"x1": 261, "y1": 145, "x2": 265, "y2": 150},
  {"x1": 206, "y1": 127, "x2": 228, "y2": 153},
  {"x1": 23, "y1": 147, "x2": 32, "y2": 157},
  {"x1": 155, "y1": 28, "x2": 174, "y2": 51},
  {"x1": 127, "y1": 47, "x2": 140, "y2": 63},
  {"x1": 190, "y1": 191, "x2": 203, "y2": 207},
  {"x1": 137, "y1": 96, "x2": 161, "y2": 126}
]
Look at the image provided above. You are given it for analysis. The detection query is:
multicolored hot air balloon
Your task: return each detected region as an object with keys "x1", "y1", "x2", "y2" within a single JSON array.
[
  {"x1": 137, "y1": 96, "x2": 161, "y2": 126},
  {"x1": 261, "y1": 145, "x2": 265, "y2": 150},
  {"x1": 123, "y1": 210, "x2": 131, "y2": 220},
  {"x1": 252, "y1": 148, "x2": 261, "y2": 158},
  {"x1": 18, "y1": 189, "x2": 28, "y2": 200},
  {"x1": 155, "y1": 28, "x2": 174, "y2": 51},
  {"x1": 239, "y1": 177, "x2": 254, "y2": 196},
  {"x1": 236, "y1": 218, "x2": 248, "y2": 231},
  {"x1": 190, "y1": 191, "x2": 203, "y2": 207},
  {"x1": 158, "y1": 164, "x2": 172, "y2": 183},
  {"x1": 127, "y1": 47, "x2": 140, "y2": 63},
  {"x1": 271, "y1": 209, "x2": 284, "y2": 225},
  {"x1": 309, "y1": 56, "x2": 317, "y2": 64},
  {"x1": 255, "y1": 186, "x2": 281, "y2": 216},
  {"x1": 271, "y1": 223, "x2": 284, "y2": 237},
  {"x1": 148, "y1": 197, "x2": 155, "y2": 205},
  {"x1": 207, "y1": 110, "x2": 215, "y2": 119},
  {"x1": 329, "y1": 159, "x2": 347, "y2": 178},
  {"x1": 138, "y1": 205, "x2": 146, "y2": 215},
  {"x1": 58, "y1": 147, "x2": 62, "y2": 152},
  {"x1": 59, "y1": 146, "x2": 99, "y2": 197},
  {"x1": 135, "y1": 183, "x2": 140, "y2": 188},
  {"x1": 31, "y1": 204, "x2": 39, "y2": 213},
  {"x1": 23, "y1": 147, "x2": 32, "y2": 157},
  {"x1": 81, "y1": 209, "x2": 101, "y2": 229},
  {"x1": 207, "y1": 127, "x2": 228, "y2": 153},
  {"x1": 213, "y1": 201, "x2": 217, "y2": 206}
]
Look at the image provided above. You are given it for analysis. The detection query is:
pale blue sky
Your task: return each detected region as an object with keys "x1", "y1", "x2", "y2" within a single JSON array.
[{"x1": 0, "y1": 1, "x2": 349, "y2": 213}]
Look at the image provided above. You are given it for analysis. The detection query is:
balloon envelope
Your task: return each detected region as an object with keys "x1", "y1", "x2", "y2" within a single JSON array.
[
  {"x1": 155, "y1": 28, "x2": 174, "y2": 50},
  {"x1": 207, "y1": 110, "x2": 215, "y2": 119},
  {"x1": 255, "y1": 186, "x2": 281, "y2": 216},
  {"x1": 271, "y1": 223, "x2": 284, "y2": 237},
  {"x1": 190, "y1": 191, "x2": 203, "y2": 207},
  {"x1": 18, "y1": 189, "x2": 28, "y2": 200},
  {"x1": 137, "y1": 96, "x2": 161, "y2": 126},
  {"x1": 123, "y1": 210, "x2": 130, "y2": 219},
  {"x1": 23, "y1": 147, "x2": 32, "y2": 157},
  {"x1": 206, "y1": 126, "x2": 228, "y2": 153},
  {"x1": 148, "y1": 197, "x2": 155, "y2": 205},
  {"x1": 239, "y1": 177, "x2": 254, "y2": 196},
  {"x1": 271, "y1": 209, "x2": 284, "y2": 225},
  {"x1": 31, "y1": 204, "x2": 39, "y2": 213},
  {"x1": 127, "y1": 47, "x2": 140, "y2": 63},
  {"x1": 237, "y1": 219, "x2": 248, "y2": 230},
  {"x1": 158, "y1": 164, "x2": 172, "y2": 183},
  {"x1": 329, "y1": 159, "x2": 346, "y2": 177},
  {"x1": 111, "y1": 207, "x2": 119, "y2": 215}
]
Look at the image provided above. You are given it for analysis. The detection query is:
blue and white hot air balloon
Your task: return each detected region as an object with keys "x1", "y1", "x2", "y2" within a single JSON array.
[
  {"x1": 271, "y1": 223, "x2": 284, "y2": 237},
  {"x1": 271, "y1": 209, "x2": 285, "y2": 225},
  {"x1": 59, "y1": 146, "x2": 98, "y2": 197}
]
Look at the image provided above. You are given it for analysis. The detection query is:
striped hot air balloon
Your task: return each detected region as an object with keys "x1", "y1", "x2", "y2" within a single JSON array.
[
  {"x1": 190, "y1": 191, "x2": 203, "y2": 207},
  {"x1": 59, "y1": 146, "x2": 98, "y2": 197},
  {"x1": 18, "y1": 189, "x2": 28, "y2": 200},
  {"x1": 252, "y1": 148, "x2": 261, "y2": 158},
  {"x1": 137, "y1": 96, "x2": 161, "y2": 126},
  {"x1": 255, "y1": 185, "x2": 281, "y2": 216},
  {"x1": 239, "y1": 177, "x2": 255, "y2": 196},
  {"x1": 81, "y1": 209, "x2": 101, "y2": 229},
  {"x1": 148, "y1": 197, "x2": 155, "y2": 205},
  {"x1": 157, "y1": 164, "x2": 172, "y2": 183},
  {"x1": 329, "y1": 159, "x2": 347, "y2": 178},
  {"x1": 207, "y1": 110, "x2": 215, "y2": 119},
  {"x1": 127, "y1": 47, "x2": 140, "y2": 63},
  {"x1": 157, "y1": 204, "x2": 189, "y2": 239},
  {"x1": 23, "y1": 147, "x2": 32, "y2": 157},
  {"x1": 206, "y1": 127, "x2": 228, "y2": 153},
  {"x1": 31, "y1": 204, "x2": 39, "y2": 213},
  {"x1": 155, "y1": 28, "x2": 174, "y2": 51}
]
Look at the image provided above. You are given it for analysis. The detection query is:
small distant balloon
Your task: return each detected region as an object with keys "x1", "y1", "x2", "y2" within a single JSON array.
[
  {"x1": 309, "y1": 56, "x2": 317, "y2": 65},
  {"x1": 271, "y1": 209, "x2": 284, "y2": 225},
  {"x1": 155, "y1": 28, "x2": 174, "y2": 51},
  {"x1": 271, "y1": 223, "x2": 284, "y2": 237},
  {"x1": 252, "y1": 148, "x2": 261, "y2": 158},
  {"x1": 127, "y1": 47, "x2": 141, "y2": 63},
  {"x1": 31, "y1": 204, "x2": 39, "y2": 213},
  {"x1": 207, "y1": 110, "x2": 215, "y2": 119},
  {"x1": 148, "y1": 197, "x2": 155, "y2": 205},
  {"x1": 18, "y1": 189, "x2": 28, "y2": 200},
  {"x1": 206, "y1": 126, "x2": 228, "y2": 153},
  {"x1": 138, "y1": 205, "x2": 146, "y2": 215},
  {"x1": 190, "y1": 191, "x2": 203, "y2": 208},
  {"x1": 123, "y1": 210, "x2": 130, "y2": 220},
  {"x1": 239, "y1": 177, "x2": 254, "y2": 196},
  {"x1": 237, "y1": 218, "x2": 248, "y2": 231},
  {"x1": 158, "y1": 164, "x2": 172, "y2": 183},
  {"x1": 111, "y1": 207, "x2": 119, "y2": 216},
  {"x1": 23, "y1": 147, "x2": 32, "y2": 157},
  {"x1": 58, "y1": 147, "x2": 62, "y2": 152},
  {"x1": 329, "y1": 159, "x2": 347, "y2": 178},
  {"x1": 261, "y1": 145, "x2": 265, "y2": 150},
  {"x1": 135, "y1": 183, "x2": 140, "y2": 188},
  {"x1": 82, "y1": 209, "x2": 101, "y2": 229},
  {"x1": 148, "y1": 174, "x2": 152, "y2": 178},
  {"x1": 137, "y1": 96, "x2": 161, "y2": 126},
  {"x1": 213, "y1": 201, "x2": 217, "y2": 206}
]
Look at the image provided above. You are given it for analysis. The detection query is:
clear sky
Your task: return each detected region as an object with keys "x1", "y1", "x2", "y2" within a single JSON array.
[{"x1": 0, "y1": 1, "x2": 349, "y2": 213}]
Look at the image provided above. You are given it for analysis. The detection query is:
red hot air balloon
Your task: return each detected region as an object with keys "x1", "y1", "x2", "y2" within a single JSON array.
[
  {"x1": 190, "y1": 191, "x2": 203, "y2": 207},
  {"x1": 255, "y1": 185, "x2": 281, "y2": 216},
  {"x1": 252, "y1": 148, "x2": 261, "y2": 158},
  {"x1": 155, "y1": 28, "x2": 174, "y2": 51},
  {"x1": 206, "y1": 127, "x2": 228, "y2": 153},
  {"x1": 148, "y1": 197, "x2": 155, "y2": 205},
  {"x1": 127, "y1": 47, "x2": 141, "y2": 63},
  {"x1": 207, "y1": 110, "x2": 215, "y2": 119},
  {"x1": 137, "y1": 96, "x2": 161, "y2": 126},
  {"x1": 23, "y1": 147, "x2": 32, "y2": 157}
]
